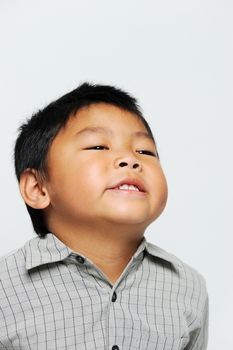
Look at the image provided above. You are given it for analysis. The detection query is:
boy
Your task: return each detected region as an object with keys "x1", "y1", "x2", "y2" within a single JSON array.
[{"x1": 0, "y1": 83, "x2": 208, "y2": 350}]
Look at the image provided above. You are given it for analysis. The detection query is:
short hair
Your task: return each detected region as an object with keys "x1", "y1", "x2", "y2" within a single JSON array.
[{"x1": 14, "y1": 82, "x2": 159, "y2": 237}]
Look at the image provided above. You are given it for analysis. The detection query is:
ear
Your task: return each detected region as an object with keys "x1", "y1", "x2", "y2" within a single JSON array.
[{"x1": 19, "y1": 169, "x2": 51, "y2": 209}]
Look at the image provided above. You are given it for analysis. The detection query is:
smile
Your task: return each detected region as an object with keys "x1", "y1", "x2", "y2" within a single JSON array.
[
  {"x1": 107, "y1": 188, "x2": 147, "y2": 197},
  {"x1": 117, "y1": 184, "x2": 140, "y2": 191}
]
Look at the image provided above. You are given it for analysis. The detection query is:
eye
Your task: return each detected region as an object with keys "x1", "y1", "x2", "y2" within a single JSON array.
[
  {"x1": 85, "y1": 146, "x2": 158, "y2": 157},
  {"x1": 137, "y1": 150, "x2": 157, "y2": 157},
  {"x1": 85, "y1": 145, "x2": 108, "y2": 150}
]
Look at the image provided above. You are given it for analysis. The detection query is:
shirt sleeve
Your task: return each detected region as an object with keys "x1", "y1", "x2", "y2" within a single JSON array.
[{"x1": 184, "y1": 293, "x2": 209, "y2": 350}]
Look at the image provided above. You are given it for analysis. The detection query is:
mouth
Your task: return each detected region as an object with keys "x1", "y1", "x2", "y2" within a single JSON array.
[
  {"x1": 107, "y1": 177, "x2": 147, "y2": 195},
  {"x1": 107, "y1": 188, "x2": 147, "y2": 196}
]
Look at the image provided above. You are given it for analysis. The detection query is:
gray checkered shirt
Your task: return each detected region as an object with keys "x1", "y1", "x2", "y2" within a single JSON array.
[{"x1": 0, "y1": 233, "x2": 208, "y2": 350}]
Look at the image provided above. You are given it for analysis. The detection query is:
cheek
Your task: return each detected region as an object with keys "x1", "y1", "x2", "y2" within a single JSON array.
[
  {"x1": 76, "y1": 159, "x2": 106, "y2": 191},
  {"x1": 149, "y1": 166, "x2": 168, "y2": 202},
  {"x1": 55, "y1": 158, "x2": 106, "y2": 201}
]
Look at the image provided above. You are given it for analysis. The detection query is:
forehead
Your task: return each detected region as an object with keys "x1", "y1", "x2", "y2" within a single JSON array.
[{"x1": 63, "y1": 103, "x2": 154, "y2": 143}]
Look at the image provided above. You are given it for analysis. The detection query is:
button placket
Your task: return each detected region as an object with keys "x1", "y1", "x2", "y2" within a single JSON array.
[
  {"x1": 111, "y1": 291, "x2": 117, "y2": 302},
  {"x1": 75, "y1": 255, "x2": 85, "y2": 264}
]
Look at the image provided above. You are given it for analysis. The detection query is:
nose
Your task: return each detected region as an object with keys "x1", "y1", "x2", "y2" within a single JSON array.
[{"x1": 114, "y1": 154, "x2": 142, "y2": 171}]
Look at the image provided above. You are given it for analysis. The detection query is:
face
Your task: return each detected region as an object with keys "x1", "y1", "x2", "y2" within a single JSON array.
[{"x1": 44, "y1": 103, "x2": 168, "y2": 233}]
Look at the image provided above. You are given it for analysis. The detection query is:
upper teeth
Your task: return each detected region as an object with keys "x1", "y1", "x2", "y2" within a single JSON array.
[{"x1": 118, "y1": 184, "x2": 140, "y2": 191}]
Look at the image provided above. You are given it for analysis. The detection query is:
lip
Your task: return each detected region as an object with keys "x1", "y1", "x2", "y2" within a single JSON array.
[
  {"x1": 107, "y1": 188, "x2": 147, "y2": 197},
  {"x1": 107, "y1": 177, "x2": 146, "y2": 192}
]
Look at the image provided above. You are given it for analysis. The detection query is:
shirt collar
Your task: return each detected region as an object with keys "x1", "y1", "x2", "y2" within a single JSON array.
[
  {"x1": 144, "y1": 239, "x2": 182, "y2": 268},
  {"x1": 25, "y1": 233, "x2": 73, "y2": 270},
  {"x1": 25, "y1": 233, "x2": 181, "y2": 270}
]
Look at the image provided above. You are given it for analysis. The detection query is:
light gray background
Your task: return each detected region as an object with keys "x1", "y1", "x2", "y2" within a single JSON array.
[{"x1": 0, "y1": 1, "x2": 232, "y2": 349}]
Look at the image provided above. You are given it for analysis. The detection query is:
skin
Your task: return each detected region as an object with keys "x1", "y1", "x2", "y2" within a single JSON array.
[{"x1": 20, "y1": 103, "x2": 168, "y2": 285}]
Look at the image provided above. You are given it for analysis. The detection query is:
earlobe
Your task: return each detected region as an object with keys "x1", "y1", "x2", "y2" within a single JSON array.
[{"x1": 19, "y1": 169, "x2": 51, "y2": 209}]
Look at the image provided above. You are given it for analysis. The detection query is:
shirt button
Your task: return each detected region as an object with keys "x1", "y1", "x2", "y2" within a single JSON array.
[
  {"x1": 112, "y1": 291, "x2": 117, "y2": 302},
  {"x1": 76, "y1": 255, "x2": 85, "y2": 264},
  {"x1": 112, "y1": 346, "x2": 119, "y2": 350}
]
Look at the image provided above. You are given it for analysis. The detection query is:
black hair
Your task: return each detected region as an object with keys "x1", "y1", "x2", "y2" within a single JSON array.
[{"x1": 14, "y1": 82, "x2": 159, "y2": 237}]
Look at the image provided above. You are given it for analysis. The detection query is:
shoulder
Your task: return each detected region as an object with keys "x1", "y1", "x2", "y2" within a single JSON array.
[
  {"x1": 146, "y1": 241, "x2": 208, "y2": 302},
  {"x1": 169, "y1": 249, "x2": 207, "y2": 295},
  {"x1": 0, "y1": 239, "x2": 32, "y2": 286},
  {"x1": 146, "y1": 241, "x2": 208, "y2": 330}
]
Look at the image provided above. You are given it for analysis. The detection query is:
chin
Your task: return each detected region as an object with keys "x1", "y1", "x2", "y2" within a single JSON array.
[{"x1": 106, "y1": 215, "x2": 150, "y2": 226}]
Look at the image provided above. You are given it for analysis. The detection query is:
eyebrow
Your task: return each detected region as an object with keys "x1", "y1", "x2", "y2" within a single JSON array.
[{"x1": 74, "y1": 126, "x2": 155, "y2": 143}]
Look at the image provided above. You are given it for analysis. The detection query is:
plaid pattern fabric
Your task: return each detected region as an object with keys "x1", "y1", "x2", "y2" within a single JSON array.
[{"x1": 0, "y1": 233, "x2": 208, "y2": 349}]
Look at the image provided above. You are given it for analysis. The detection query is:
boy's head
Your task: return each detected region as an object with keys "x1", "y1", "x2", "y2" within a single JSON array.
[{"x1": 14, "y1": 83, "x2": 168, "y2": 238}]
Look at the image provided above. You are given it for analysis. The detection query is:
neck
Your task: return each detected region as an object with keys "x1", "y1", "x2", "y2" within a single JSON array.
[{"x1": 48, "y1": 219, "x2": 146, "y2": 284}]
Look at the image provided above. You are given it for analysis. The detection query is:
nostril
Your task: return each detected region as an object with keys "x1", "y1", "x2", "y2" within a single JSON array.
[
  {"x1": 133, "y1": 163, "x2": 140, "y2": 169},
  {"x1": 119, "y1": 162, "x2": 140, "y2": 168},
  {"x1": 119, "y1": 162, "x2": 128, "y2": 167}
]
